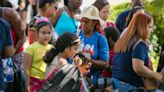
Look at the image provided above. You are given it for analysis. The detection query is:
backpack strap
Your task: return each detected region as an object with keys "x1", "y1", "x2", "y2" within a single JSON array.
[
  {"x1": 45, "y1": 66, "x2": 59, "y2": 81},
  {"x1": 51, "y1": 8, "x2": 64, "y2": 27},
  {"x1": 59, "y1": 65, "x2": 76, "y2": 87},
  {"x1": 133, "y1": 39, "x2": 143, "y2": 50},
  {"x1": 97, "y1": 35, "x2": 101, "y2": 59},
  {"x1": 76, "y1": 29, "x2": 81, "y2": 36}
]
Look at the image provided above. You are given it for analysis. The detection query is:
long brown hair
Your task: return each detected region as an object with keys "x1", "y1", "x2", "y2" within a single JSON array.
[
  {"x1": 93, "y1": 0, "x2": 109, "y2": 11},
  {"x1": 114, "y1": 12, "x2": 153, "y2": 53}
]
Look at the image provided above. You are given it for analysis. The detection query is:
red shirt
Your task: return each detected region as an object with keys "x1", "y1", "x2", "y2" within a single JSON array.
[
  {"x1": 11, "y1": 26, "x2": 24, "y2": 54},
  {"x1": 102, "y1": 51, "x2": 115, "y2": 77}
]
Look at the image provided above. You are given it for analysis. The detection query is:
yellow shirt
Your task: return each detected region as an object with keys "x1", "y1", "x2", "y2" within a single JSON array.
[{"x1": 24, "y1": 42, "x2": 53, "y2": 79}]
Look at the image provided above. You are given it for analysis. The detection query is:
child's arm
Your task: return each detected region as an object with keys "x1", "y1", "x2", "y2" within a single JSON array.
[{"x1": 23, "y1": 53, "x2": 33, "y2": 92}]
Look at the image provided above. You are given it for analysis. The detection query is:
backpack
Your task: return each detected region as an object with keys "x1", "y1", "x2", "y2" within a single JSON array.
[
  {"x1": 40, "y1": 64, "x2": 84, "y2": 92},
  {"x1": 13, "y1": 63, "x2": 26, "y2": 92}
]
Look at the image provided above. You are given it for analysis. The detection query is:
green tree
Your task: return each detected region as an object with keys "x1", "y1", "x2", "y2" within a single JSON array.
[{"x1": 145, "y1": 0, "x2": 164, "y2": 54}]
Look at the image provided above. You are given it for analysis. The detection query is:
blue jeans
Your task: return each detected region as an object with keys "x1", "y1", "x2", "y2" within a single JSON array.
[
  {"x1": 0, "y1": 61, "x2": 4, "y2": 91},
  {"x1": 112, "y1": 77, "x2": 136, "y2": 92}
]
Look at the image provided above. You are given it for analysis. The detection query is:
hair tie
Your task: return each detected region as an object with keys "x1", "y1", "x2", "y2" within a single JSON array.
[{"x1": 35, "y1": 17, "x2": 49, "y2": 23}]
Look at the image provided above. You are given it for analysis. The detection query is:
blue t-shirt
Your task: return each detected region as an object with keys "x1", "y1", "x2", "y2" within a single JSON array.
[
  {"x1": 54, "y1": 11, "x2": 79, "y2": 36},
  {"x1": 0, "y1": 18, "x2": 12, "y2": 90},
  {"x1": 78, "y1": 31, "x2": 109, "y2": 84},
  {"x1": 115, "y1": 9, "x2": 130, "y2": 33},
  {"x1": 112, "y1": 41, "x2": 149, "y2": 87},
  {"x1": 78, "y1": 31, "x2": 109, "y2": 61}
]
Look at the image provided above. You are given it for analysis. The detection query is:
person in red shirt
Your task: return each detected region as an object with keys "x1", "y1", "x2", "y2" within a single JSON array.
[{"x1": 102, "y1": 26, "x2": 120, "y2": 77}]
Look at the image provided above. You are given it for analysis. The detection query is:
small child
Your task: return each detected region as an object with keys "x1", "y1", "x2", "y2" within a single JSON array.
[
  {"x1": 23, "y1": 17, "x2": 53, "y2": 92},
  {"x1": 102, "y1": 26, "x2": 120, "y2": 77}
]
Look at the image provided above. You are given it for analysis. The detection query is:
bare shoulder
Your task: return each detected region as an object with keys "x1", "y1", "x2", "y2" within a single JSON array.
[
  {"x1": 7, "y1": 8, "x2": 20, "y2": 19},
  {"x1": 0, "y1": 8, "x2": 20, "y2": 22}
]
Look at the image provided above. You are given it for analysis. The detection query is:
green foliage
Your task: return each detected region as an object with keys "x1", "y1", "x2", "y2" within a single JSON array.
[
  {"x1": 145, "y1": 0, "x2": 164, "y2": 55},
  {"x1": 108, "y1": 3, "x2": 130, "y2": 22}
]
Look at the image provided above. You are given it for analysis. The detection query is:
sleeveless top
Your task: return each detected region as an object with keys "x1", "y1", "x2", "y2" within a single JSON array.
[
  {"x1": 54, "y1": 11, "x2": 79, "y2": 36},
  {"x1": 2, "y1": 8, "x2": 24, "y2": 54}
]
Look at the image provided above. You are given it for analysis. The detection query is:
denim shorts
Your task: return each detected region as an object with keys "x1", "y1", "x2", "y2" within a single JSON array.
[{"x1": 112, "y1": 77, "x2": 136, "y2": 92}]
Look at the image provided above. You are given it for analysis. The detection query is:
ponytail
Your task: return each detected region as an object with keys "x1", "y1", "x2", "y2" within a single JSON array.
[{"x1": 44, "y1": 48, "x2": 59, "y2": 64}]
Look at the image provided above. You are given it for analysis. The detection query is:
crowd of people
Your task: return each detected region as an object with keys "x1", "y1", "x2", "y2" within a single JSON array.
[{"x1": 0, "y1": 0, "x2": 164, "y2": 92}]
